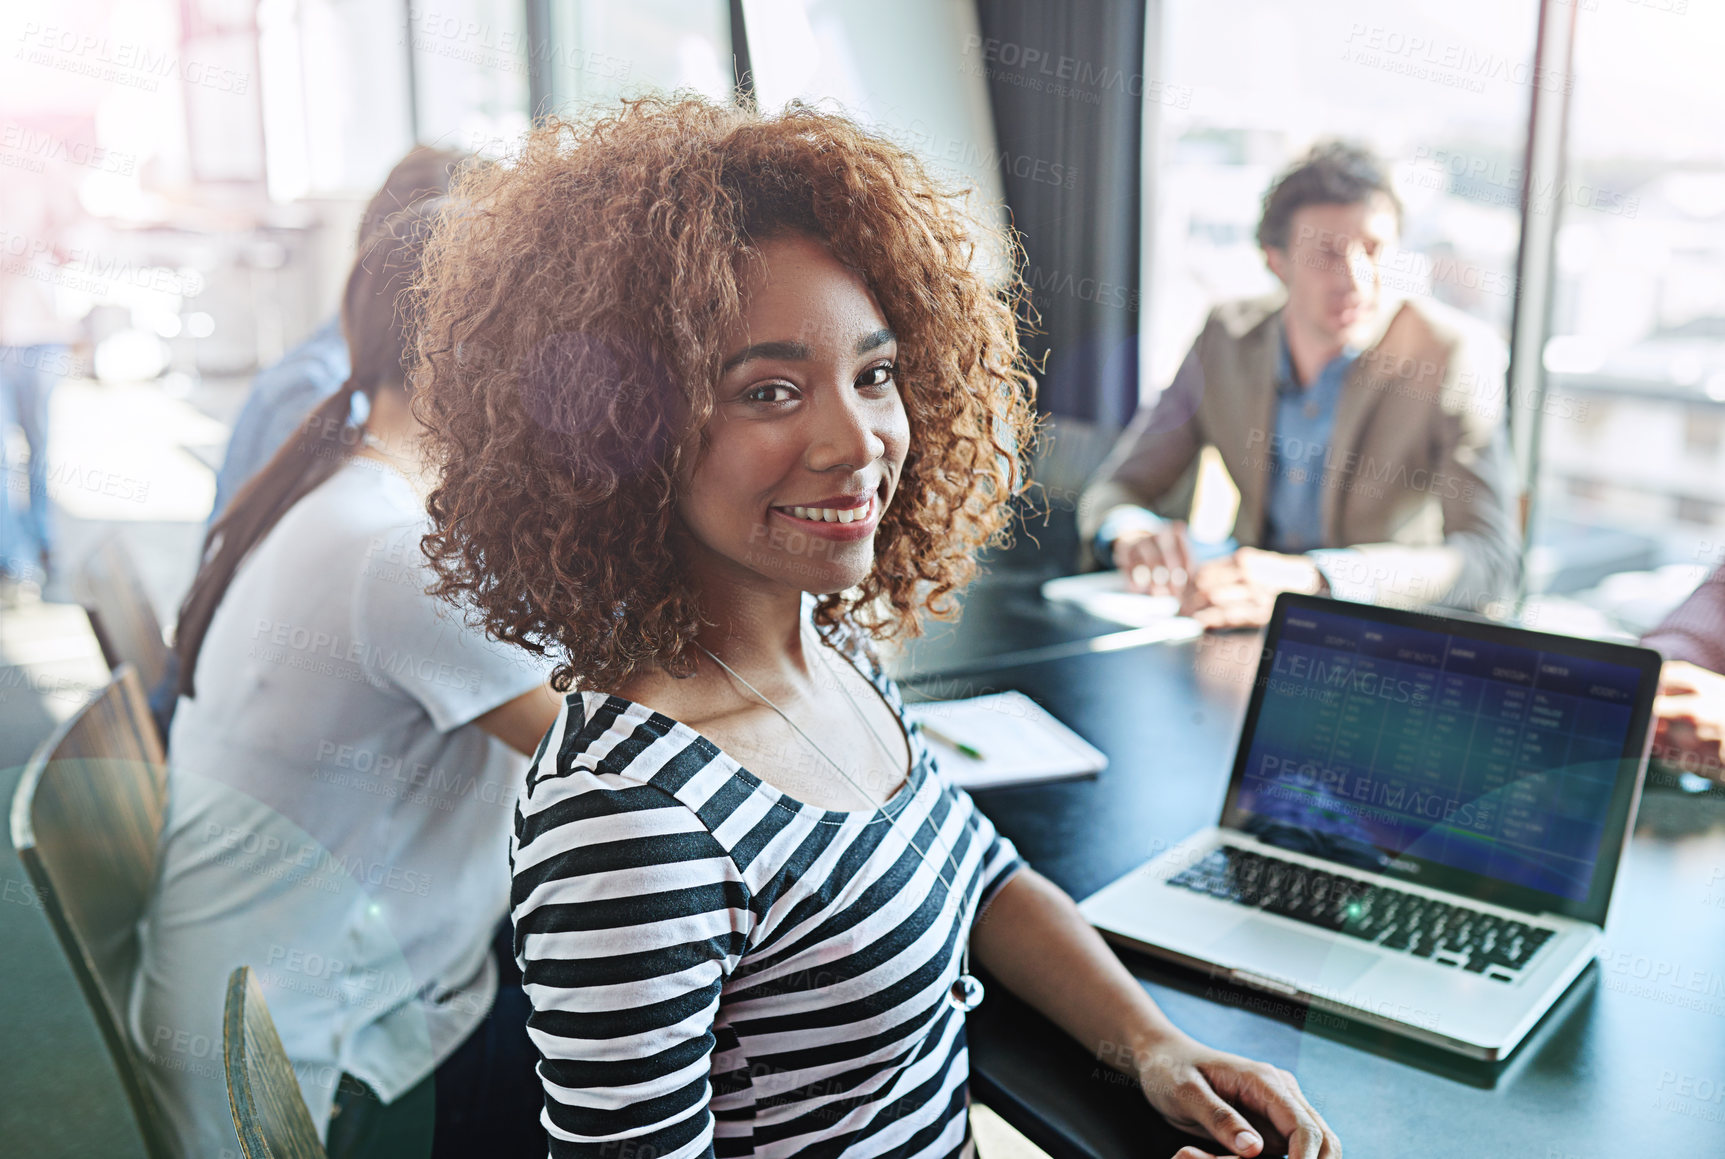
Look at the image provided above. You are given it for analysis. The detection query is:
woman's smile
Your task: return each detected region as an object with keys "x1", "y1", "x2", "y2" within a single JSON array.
[{"x1": 768, "y1": 481, "x2": 886, "y2": 540}]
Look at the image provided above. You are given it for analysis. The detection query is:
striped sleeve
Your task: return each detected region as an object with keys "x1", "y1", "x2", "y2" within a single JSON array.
[
  {"x1": 961, "y1": 785, "x2": 1026, "y2": 916},
  {"x1": 513, "y1": 704, "x2": 755, "y2": 1159}
]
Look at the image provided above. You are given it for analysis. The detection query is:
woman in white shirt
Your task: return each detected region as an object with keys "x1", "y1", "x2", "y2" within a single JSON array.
[{"x1": 132, "y1": 200, "x2": 561, "y2": 1158}]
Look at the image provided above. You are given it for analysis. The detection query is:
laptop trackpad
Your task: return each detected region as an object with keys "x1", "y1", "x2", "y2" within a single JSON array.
[{"x1": 1210, "y1": 925, "x2": 1378, "y2": 988}]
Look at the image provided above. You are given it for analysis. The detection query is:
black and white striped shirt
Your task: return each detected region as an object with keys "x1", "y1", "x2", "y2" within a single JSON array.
[{"x1": 511, "y1": 642, "x2": 1024, "y2": 1158}]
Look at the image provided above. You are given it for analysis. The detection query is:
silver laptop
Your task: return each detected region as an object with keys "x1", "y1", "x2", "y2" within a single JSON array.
[{"x1": 1080, "y1": 593, "x2": 1661, "y2": 1060}]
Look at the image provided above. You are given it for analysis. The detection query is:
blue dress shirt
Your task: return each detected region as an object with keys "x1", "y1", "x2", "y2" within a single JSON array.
[{"x1": 1261, "y1": 327, "x2": 1359, "y2": 554}]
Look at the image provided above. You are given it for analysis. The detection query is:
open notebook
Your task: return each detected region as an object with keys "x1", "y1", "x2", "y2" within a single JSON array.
[{"x1": 904, "y1": 691, "x2": 1107, "y2": 790}]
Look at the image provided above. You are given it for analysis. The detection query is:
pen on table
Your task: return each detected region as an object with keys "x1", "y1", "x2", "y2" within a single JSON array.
[{"x1": 921, "y1": 724, "x2": 984, "y2": 760}]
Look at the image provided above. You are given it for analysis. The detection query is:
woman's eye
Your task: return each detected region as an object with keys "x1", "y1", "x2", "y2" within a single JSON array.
[
  {"x1": 859, "y1": 363, "x2": 896, "y2": 390},
  {"x1": 743, "y1": 383, "x2": 796, "y2": 404}
]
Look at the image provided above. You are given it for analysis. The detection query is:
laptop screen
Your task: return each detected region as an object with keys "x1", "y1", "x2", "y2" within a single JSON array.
[{"x1": 1223, "y1": 595, "x2": 1661, "y2": 924}]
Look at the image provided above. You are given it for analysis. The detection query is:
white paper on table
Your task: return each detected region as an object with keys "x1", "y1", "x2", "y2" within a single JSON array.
[
  {"x1": 904, "y1": 691, "x2": 1107, "y2": 790},
  {"x1": 1039, "y1": 570, "x2": 1203, "y2": 640}
]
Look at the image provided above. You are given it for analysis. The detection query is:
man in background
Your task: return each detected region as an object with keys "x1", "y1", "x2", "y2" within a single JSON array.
[{"x1": 1077, "y1": 142, "x2": 1519, "y2": 629}]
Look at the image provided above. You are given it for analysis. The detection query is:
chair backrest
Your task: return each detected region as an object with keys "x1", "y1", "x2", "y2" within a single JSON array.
[
  {"x1": 9, "y1": 662, "x2": 174, "y2": 1157},
  {"x1": 223, "y1": 965, "x2": 328, "y2": 1159},
  {"x1": 77, "y1": 534, "x2": 171, "y2": 694}
]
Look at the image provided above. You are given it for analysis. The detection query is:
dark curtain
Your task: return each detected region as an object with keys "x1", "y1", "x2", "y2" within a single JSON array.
[{"x1": 974, "y1": 0, "x2": 1146, "y2": 428}]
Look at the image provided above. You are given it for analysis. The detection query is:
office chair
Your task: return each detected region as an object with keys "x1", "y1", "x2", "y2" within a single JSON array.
[
  {"x1": 223, "y1": 965, "x2": 328, "y2": 1159},
  {"x1": 9, "y1": 662, "x2": 175, "y2": 1157}
]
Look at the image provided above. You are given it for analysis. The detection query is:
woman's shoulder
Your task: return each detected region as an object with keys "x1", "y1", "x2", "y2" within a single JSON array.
[
  {"x1": 524, "y1": 687, "x2": 729, "y2": 801},
  {"x1": 516, "y1": 690, "x2": 762, "y2": 886}
]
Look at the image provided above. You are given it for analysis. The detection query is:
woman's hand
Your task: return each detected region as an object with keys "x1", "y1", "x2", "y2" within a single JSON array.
[
  {"x1": 967, "y1": 870, "x2": 1342, "y2": 1157},
  {"x1": 1133, "y1": 1034, "x2": 1340, "y2": 1159}
]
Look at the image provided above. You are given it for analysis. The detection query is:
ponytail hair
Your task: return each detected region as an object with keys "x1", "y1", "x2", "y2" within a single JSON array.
[{"x1": 173, "y1": 201, "x2": 446, "y2": 699}]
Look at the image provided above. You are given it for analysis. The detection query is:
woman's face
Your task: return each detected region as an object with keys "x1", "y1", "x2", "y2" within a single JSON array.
[{"x1": 677, "y1": 232, "x2": 910, "y2": 597}]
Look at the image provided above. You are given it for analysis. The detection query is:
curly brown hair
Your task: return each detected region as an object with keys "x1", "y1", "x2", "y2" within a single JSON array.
[{"x1": 409, "y1": 95, "x2": 1040, "y2": 693}]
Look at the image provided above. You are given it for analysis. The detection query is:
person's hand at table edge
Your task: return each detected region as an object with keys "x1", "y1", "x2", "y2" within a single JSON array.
[
  {"x1": 1114, "y1": 519, "x2": 1195, "y2": 598},
  {"x1": 1180, "y1": 547, "x2": 1328, "y2": 630},
  {"x1": 1134, "y1": 1033, "x2": 1341, "y2": 1158},
  {"x1": 1651, "y1": 659, "x2": 1725, "y2": 783}
]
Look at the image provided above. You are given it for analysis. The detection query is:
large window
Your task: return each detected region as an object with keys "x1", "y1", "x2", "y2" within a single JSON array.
[
  {"x1": 257, "y1": 0, "x2": 413, "y2": 201},
  {"x1": 1532, "y1": 1, "x2": 1725, "y2": 602},
  {"x1": 545, "y1": 0, "x2": 732, "y2": 112},
  {"x1": 742, "y1": 0, "x2": 1008, "y2": 276},
  {"x1": 407, "y1": 0, "x2": 532, "y2": 155},
  {"x1": 1145, "y1": 0, "x2": 1540, "y2": 388}
]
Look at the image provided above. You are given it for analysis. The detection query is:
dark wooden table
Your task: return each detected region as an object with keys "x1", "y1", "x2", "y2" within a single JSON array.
[{"x1": 888, "y1": 577, "x2": 1725, "y2": 1157}]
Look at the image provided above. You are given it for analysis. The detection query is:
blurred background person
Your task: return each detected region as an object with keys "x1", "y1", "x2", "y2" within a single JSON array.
[
  {"x1": 0, "y1": 174, "x2": 82, "y2": 604},
  {"x1": 1077, "y1": 142, "x2": 1519, "y2": 629},
  {"x1": 1643, "y1": 559, "x2": 1725, "y2": 783},
  {"x1": 142, "y1": 147, "x2": 468, "y2": 741},
  {"x1": 205, "y1": 146, "x2": 464, "y2": 530},
  {"x1": 131, "y1": 200, "x2": 560, "y2": 1159}
]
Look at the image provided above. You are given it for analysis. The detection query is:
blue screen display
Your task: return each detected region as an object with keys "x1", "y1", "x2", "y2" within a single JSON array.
[{"x1": 1237, "y1": 607, "x2": 1642, "y2": 902}]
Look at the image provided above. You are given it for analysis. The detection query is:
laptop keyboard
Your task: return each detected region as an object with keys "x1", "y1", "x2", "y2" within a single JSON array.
[{"x1": 1166, "y1": 847, "x2": 1555, "y2": 982}]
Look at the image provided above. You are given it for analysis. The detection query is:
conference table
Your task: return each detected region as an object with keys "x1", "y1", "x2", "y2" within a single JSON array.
[{"x1": 886, "y1": 574, "x2": 1725, "y2": 1157}]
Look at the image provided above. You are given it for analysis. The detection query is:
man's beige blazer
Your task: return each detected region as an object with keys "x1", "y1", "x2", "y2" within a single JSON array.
[{"x1": 1076, "y1": 290, "x2": 1520, "y2": 611}]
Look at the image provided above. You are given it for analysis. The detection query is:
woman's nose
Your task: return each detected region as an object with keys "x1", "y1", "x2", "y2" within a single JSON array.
[{"x1": 805, "y1": 389, "x2": 886, "y2": 472}]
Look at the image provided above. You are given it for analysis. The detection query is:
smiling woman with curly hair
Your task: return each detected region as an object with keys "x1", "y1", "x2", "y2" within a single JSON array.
[
  {"x1": 411, "y1": 95, "x2": 1340, "y2": 1159},
  {"x1": 411, "y1": 97, "x2": 1032, "y2": 693}
]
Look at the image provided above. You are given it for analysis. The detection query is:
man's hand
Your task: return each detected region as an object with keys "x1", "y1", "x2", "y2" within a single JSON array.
[
  {"x1": 1652, "y1": 659, "x2": 1725, "y2": 783},
  {"x1": 1180, "y1": 547, "x2": 1327, "y2": 630},
  {"x1": 1115, "y1": 520, "x2": 1195, "y2": 597},
  {"x1": 1133, "y1": 1035, "x2": 1341, "y2": 1159}
]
